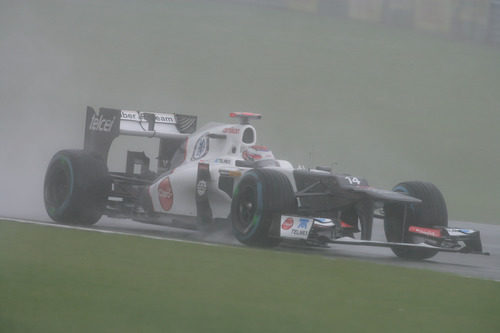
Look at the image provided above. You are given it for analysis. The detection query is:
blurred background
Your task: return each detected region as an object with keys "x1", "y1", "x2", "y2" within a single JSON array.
[{"x1": 0, "y1": 0, "x2": 499, "y2": 223}]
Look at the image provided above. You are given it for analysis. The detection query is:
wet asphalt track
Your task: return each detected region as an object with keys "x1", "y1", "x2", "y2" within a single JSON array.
[{"x1": 3, "y1": 215, "x2": 499, "y2": 282}]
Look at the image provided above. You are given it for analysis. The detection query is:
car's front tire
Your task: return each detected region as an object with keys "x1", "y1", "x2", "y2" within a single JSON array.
[
  {"x1": 384, "y1": 181, "x2": 448, "y2": 260},
  {"x1": 231, "y1": 169, "x2": 296, "y2": 247},
  {"x1": 44, "y1": 150, "x2": 110, "y2": 225}
]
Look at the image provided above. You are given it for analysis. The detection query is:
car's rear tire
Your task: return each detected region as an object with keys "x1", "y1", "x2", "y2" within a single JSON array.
[
  {"x1": 384, "y1": 181, "x2": 448, "y2": 260},
  {"x1": 44, "y1": 150, "x2": 110, "y2": 225},
  {"x1": 231, "y1": 169, "x2": 296, "y2": 247}
]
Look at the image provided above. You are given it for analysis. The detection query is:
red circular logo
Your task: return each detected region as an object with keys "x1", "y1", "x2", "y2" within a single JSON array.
[
  {"x1": 158, "y1": 177, "x2": 174, "y2": 211},
  {"x1": 282, "y1": 218, "x2": 294, "y2": 230}
]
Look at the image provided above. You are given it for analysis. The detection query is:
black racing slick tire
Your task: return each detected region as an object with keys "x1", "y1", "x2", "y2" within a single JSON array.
[
  {"x1": 44, "y1": 150, "x2": 110, "y2": 225},
  {"x1": 231, "y1": 169, "x2": 296, "y2": 247},
  {"x1": 384, "y1": 181, "x2": 448, "y2": 260}
]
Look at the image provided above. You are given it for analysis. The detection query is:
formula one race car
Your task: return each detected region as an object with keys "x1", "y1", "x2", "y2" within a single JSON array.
[{"x1": 44, "y1": 107, "x2": 488, "y2": 259}]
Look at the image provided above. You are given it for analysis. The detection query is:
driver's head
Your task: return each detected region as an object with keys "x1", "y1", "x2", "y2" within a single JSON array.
[{"x1": 242, "y1": 145, "x2": 275, "y2": 161}]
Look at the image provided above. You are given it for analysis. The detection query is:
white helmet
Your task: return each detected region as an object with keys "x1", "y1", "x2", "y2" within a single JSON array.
[{"x1": 242, "y1": 145, "x2": 275, "y2": 161}]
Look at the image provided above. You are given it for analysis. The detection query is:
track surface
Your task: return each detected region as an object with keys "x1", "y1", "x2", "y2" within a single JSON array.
[{"x1": 3, "y1": 215, "x2": 499, "y2": 281}]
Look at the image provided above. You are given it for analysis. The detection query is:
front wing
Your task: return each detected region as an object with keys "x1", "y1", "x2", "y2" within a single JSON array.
[{"x1": 278, "y1": 215, "x2": 489, "y2": 255}]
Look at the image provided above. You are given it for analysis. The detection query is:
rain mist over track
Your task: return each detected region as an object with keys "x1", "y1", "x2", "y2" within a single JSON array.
[{"x1": 0, "y1": 0, "x2": 499, "y2": 224}]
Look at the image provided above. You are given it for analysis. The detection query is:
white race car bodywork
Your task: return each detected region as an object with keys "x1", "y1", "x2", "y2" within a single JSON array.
[{"x1": 147, "y1": 120, "x2": 294, "y2": 221}]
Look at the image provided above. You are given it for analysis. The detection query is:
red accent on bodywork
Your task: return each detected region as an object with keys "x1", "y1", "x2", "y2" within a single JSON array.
[
  {"x1": 158, "y1": 177, "x2": 174, "y2": 211},
  {"x1": 223, "y1": 127, "x2": 240, "y2": 134},
  {"x1": 198, "y1": 163, "x2": 209, "y2": 170},
  {"x1": 230, "y1": 112, "x2": 262, "y2": 118},
  {"x1": 409, "y1": 226, "x2": 442, "y2": 238},
  {"x1": 341, "y1": 221, "x2": 355, "y2": 229}
]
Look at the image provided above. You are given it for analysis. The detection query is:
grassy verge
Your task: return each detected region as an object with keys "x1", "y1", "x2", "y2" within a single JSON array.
[{"x1": 1, "y1": 220, "x2": 499, "y2": 332}]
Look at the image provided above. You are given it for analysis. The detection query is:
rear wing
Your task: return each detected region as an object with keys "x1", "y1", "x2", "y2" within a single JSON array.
[{"x1": 84, "y1": 107, "x2": 197, "y2": 160}]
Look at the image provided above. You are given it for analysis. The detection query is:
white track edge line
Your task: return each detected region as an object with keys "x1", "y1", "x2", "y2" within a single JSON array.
[{"x1": 0, "y1": 216, "x2": 226, "y2": 248}]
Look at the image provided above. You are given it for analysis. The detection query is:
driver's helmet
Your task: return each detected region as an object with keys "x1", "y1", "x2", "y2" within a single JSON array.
[{"x1": 242, "y1": 145, "x2": 275, "y2": 161}]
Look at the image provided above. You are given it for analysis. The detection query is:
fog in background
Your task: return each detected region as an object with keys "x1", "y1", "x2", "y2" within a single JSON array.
[{"x1": 1, "y1": 0, "x2": 499, "y2": 223}]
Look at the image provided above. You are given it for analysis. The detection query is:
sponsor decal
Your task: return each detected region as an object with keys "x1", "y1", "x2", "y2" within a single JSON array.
[
  {"x1": 154, "y1": 113, "x2": 176, "y2": 124},
  {"x1": 214, "y1": 158, "x2": 231, "y2": 164},
  {"x1": 89, "y1": 114, "x2": 116, "y2": 132},
  {"x1": 120, "y1": 110, "x2": 176, "y2": 124},
  {"x1": 281, "y1": 217, "x2": 294, "y2": 230},
  {"x1": 298, "y1": 218, "x2": 310, "y2": 229},
  {"x1": 192, "y1": 136, "x2": 209, "y2": 160},
  {"x1": 158, "y1": 177, "x2": 174, "y2": 211},
  {"x1": 223, "y1": 127, "x2": 240, "y2": 134},
  {"x1": 196, "y1": 180, "x2": 208, "y2": 196},
  {"x1": 280, "y1": 216, "x2": 313, "y2": 240},
  {"x1": 121, "y1": 110, "x2": 140, "y2": 121},
  {"x1": 445, "y1": 228, "x2": 476, "y2": 236},
  {"x1": 409, "y1": 226, "x2": 441, "y2": 238}
]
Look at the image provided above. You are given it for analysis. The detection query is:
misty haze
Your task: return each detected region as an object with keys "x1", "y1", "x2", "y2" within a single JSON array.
[
  {"x1": 2, "y1": 1, "x2": 500, "y2": 332},
  {"x1": 1, "y1": 0, "x2": 499, "y2": 224}
]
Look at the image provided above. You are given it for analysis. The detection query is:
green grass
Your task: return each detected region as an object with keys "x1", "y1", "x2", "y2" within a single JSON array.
[
  {"x1": 1, "y1": 0, "x2": 499, "y2": 223},
  {"x1": 1, "y1": 220, "x2": 499, "y2": 332}
]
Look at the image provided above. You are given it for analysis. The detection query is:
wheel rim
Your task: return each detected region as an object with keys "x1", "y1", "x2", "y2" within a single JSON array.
[{"x1": 235, "y1": 185, "x2": 257, "y2": 234}]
